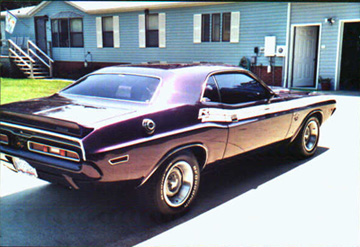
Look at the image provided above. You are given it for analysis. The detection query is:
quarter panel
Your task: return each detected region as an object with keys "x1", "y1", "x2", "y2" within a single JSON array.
[{"x1": 86, "y1": 125, "x2": 227, "y2": 182}]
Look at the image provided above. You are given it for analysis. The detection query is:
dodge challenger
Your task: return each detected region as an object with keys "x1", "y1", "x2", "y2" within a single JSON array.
[{"x1": 0, "y1": 64, "x2": 336, "y2": 215}]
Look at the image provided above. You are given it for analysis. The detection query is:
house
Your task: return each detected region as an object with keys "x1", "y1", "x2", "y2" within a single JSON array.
[{"x1": 1, "y1": 1, "x2": 359, "y2": 91}]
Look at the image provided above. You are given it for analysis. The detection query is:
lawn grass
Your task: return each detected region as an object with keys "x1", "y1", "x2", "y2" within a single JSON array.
[{"x1": 0, "y1": 77, "x2": 74, "y2": 105}]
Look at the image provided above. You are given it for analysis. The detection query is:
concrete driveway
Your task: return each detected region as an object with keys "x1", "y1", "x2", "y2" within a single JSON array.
[{"x1": 1, "y1": 94, "x2": 359, "y2": 247}]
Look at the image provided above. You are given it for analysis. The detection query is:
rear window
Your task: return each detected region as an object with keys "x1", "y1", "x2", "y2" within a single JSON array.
[{"x1": 62, "y1": 74, "x2": 160, "y2": 102}]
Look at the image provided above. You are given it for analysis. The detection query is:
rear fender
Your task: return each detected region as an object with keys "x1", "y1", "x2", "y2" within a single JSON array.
[
  {"x1": 290, "y1": 110, "x2": 323, "y2": 143},
  {"x1": 138, "y1": 143, "x2": 208, "y2": 187}
]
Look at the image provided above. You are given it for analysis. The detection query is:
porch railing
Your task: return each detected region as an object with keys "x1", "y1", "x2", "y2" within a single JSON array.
[
  {"x1": 27, "y1": 40, "x2": 54, "y2": 77},
  {"x1": 7, "y1": 39, "x2": 53, "y2": 78},
  {"x1": 8, "y1": 39, "x2": 36, "y2": 77}
]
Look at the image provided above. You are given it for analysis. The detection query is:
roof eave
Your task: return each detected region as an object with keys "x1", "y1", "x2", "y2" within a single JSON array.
[
  {"x1": 83, "y1": 2, "x2": 232, "y2": 15},
  {"x1": 27, "y1": 1, "x2": 51, "y2": 17}
]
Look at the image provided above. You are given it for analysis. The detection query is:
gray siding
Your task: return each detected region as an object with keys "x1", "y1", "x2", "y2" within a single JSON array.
[
  {"x1": 291, "y1": 2, "x2": 360, "y2": 84},
  {"x1": 31, "y1": 1, "x2": 287, "y2": 66}
]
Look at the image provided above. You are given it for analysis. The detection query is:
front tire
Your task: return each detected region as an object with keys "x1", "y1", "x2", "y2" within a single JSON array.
[
  {"x1": 146, "y1": 151, "x2": 200, "y2": 216},
  {"x1": 291, "y1": 116, "x2": 320, "y2": 158}
]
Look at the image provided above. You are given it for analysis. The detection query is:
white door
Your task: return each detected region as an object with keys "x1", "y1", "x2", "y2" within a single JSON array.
[{"x1": 292, "y1": 26, "x2": 319, "y2": 87}]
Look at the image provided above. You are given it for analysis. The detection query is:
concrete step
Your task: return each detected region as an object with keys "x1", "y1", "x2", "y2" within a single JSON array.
[
  {"x1": 25, "y1": 75, "x2": 50, "y2": 79},
  {"x1": 20, "y1": 67, "x2": 48, "y2": 72},
  {"x1": 24, "y1": 71, "x2": 49, "y2": 76}
]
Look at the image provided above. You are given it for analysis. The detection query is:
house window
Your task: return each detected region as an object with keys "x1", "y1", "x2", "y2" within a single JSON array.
[
  {"x1": 201, "y1": 14, "x2": 210, "y2": 42},
  {"x1": 51, "y1": 20, "x2": 59, "y2": 47},
  {"x1": 146, "y1": 14, "x2": 159, "y2": 47},
  {"x1": 51, "y1": 18, "x2": 83, "y2": 47},
  {"x1": 70, "y1": 19, "x2": 83, "y2": 47},
  {"x1": 222, "y1": 12, "x2": 231, "y2": 42},
  {"x1": 212, "y1": 13, "x2": 221, "y2": 42},
  {"x1": 194, "y1": 12, "x2": 239, "y2": 43},
  {"x1": 102, "y1": 16, "x2": 113, "y2": 47},
  {"x1": 59, "y1": 19, "x2": 69, "y2": 47}
]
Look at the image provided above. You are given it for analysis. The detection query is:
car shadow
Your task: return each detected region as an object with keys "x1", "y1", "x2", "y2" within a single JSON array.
[{"x1": 0, "y1": 147, "x2": 329, "y2": 247}]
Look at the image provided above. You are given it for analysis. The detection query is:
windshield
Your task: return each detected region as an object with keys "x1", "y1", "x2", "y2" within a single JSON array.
[{"x1": 62, "y1": 74, "x2": 160, "y2": 103}]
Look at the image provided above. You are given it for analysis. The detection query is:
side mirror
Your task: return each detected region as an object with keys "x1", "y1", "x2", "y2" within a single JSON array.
[{"x1": 267, "y1": 92, "x2": 276, "y2": 104}]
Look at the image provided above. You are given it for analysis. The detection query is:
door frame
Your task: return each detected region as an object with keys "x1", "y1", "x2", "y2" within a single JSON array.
[
  {"x1": 335, "y1": 19, "x2": 360, "y2": 91},
  {"x1": 34, "y1": 16, "x2": 48, "y2": 53},
  {"x1": 288, "y1": 23, "x2": 322, "y2": 89}
]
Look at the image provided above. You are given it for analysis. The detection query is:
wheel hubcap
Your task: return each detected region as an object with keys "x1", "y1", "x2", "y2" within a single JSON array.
[
  {"x1": 163, "y1": 161, "x2": 194, "y2": 208},
  {"x1": 303, "y1": 120, "x2": 319, "y2": 152}
]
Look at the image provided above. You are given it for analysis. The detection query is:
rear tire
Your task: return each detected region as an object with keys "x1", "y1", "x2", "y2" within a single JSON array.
[
  {"x1": 291, "y1": 116, "x2": 320, "y2": 158},
  {"x1": 144, "y1": 151, "x2": 200, "y2": 216}
]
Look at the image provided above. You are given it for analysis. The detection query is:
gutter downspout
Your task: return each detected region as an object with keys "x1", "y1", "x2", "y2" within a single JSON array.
[{"x1": 283, "y1": 2, "x2": 291, "y2": 88}]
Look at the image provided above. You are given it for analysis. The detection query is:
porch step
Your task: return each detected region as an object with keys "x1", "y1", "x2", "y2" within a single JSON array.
[
  {"x1": 15, "y1": 63, "x2": 46, "y2": 69},
  {"x1": 23, "y1": 71, "x2": 49, "y2": 75},
  {"x1": 20, "y1": 67, "x2": 48, "y2": 72},
  {"x1": 8, "y1": 39, "x2": 53, "y2": 79}
]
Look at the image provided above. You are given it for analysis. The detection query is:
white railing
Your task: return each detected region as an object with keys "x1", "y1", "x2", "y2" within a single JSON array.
[
  {"x1": 8, "y1": 39, "x2": 36, "y2": 78},
  {"x1": 7, "y1": 39, "x2": 53, "y2": 78},
  {"x1": 27, "y1": 40, "x2": 54, "y2": 77}
]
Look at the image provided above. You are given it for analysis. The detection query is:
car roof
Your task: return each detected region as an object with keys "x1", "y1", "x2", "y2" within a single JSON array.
[{"x1": 91, "y1": 63, "x2": 247, "y2": 78}]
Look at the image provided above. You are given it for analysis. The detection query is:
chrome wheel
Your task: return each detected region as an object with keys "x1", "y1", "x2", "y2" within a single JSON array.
[
  {"x1": 303, "y1": 120, "x2": 319, "y2": 152},
  {"x1": 163, "y1": 161, "x2": 194, "y2": 208}
]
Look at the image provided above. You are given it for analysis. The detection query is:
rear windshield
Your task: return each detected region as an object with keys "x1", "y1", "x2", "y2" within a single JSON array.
[{"x1": 62, "y1": 74, "x2": 160, "y2": 102}]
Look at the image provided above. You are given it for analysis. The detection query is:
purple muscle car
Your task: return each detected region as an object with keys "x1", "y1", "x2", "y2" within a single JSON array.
[{"x1": 0, "y1": 64, "x2": 336, "y2": 215}]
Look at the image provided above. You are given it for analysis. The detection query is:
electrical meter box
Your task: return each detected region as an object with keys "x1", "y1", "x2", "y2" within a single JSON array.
[{"x1": 264, "y1": 36, "x2": 276, "y2": 57}]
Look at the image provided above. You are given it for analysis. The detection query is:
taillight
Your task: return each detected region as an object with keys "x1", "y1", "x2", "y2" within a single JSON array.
[
  {"x1": 0, "y1": 134, "x2": 9, "y2": 145},
  {"x1": 28, "y1": 141, "x2": 80, "y2": 162}
]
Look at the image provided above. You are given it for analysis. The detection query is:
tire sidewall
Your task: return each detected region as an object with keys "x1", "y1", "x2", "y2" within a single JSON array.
[
  {"x1": 300, "y1": 117, "x2": 320, "y2": 157},
  {"x1": 155, "y1": 152, "x2": 200, "y2": 215}
]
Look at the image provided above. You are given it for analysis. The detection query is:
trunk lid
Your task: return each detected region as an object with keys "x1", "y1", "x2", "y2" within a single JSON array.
[{"x1": 0, "y1": 94, "x2": 137, "y2": 137}]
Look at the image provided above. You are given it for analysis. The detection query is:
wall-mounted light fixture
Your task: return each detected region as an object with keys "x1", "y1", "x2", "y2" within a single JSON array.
[{"x1": 325, "y1": 17, "x2": 336, "y2": 25}]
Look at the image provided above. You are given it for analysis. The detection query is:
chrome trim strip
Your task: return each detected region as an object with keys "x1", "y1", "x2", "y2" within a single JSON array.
[
  {"x1": 98, "y1": 122, "x2": 227, "y2": 153},
  {"x1": 228, "y1": 118, "x2": 258, "y2": 128},
  {"x1": 109, "y1": 155, "x2": 129, "y2": 166},
  {"x1": 1, "y1": 127, "x2": 81, "y2": 149},
  {"x1": 0, "y1": 122, "x2": 86, "y2": 161},
  {"x1": 27, "y1": 141, "x2": 81, "y2": 162},
  {"x1": 0, "y1": 134, "x2": 9, "y2": 145},
  {"x1": 139, "y1": 143, "x2": 208, "y2": 187}
]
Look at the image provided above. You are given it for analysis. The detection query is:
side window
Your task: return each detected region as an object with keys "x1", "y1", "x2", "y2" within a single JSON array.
[
  {"x1": 214, "y1": 73, "x2": 268, "y2": 104},
  {"x1": 202, "y1": 76, "x2": 220, "y2": 102}
]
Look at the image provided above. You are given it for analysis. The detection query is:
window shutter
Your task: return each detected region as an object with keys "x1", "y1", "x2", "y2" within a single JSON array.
[
  {"x1": 193, "y1": 14, "x2": 201, "y2": 43},
  {"x1": 138, "y1": 14, "x2": 146, "y2": 48},
  {"x1": 1, "y1": 21, "x2": 5, "y2": 40},
  {"x1": 158, "y1": 13, "x2": 166, "y2": 48},
  {"x1": 113, "y1": 16, "x2": 120, "y2": 48},
  {"x1": 96, "y1": 17, "x2": 103, "y2": 48},
  {"x1": 230, "y1": 12, "x2": 240, "y2": 43}
]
